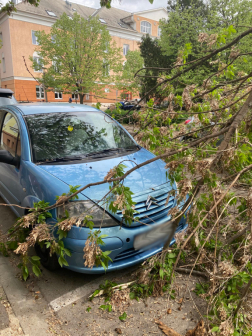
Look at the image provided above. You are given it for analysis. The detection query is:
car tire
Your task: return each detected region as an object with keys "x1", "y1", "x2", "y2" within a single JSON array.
[{"x1": 35, "y1": 243, "x2": 60, "y2": 271}]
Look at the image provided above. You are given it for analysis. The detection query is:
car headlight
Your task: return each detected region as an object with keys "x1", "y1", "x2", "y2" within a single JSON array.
[{"x1": 57, "y1": 200, "x2": 119, "y2": 228}]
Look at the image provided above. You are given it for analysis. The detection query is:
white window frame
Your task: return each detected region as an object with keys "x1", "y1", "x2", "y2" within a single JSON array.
[
  {"x1": 123, "y1": 44, "x2": 129, "y2": 56},
  {"x1": 105, "y1": 88, "x2": 109, "y2": 93},
  {"x1": 55, "y1": 91, "x2": 62, "y2": 99},
  {"x1": 52, "y1": 59, "x2": 61, "y2": 73},
  {"x1": 158, "y1": 27, "x2": 161, "y2": 37},
  {"x1": 36, "y1": 85, "x2": 44, "y2": 99},
  {"x1": 85, "y1": 93, "x2": 89, "y2": 100},
  {"x1": 140, "y1": 21, "x2": 151, "y2": 34},
  {"x1": 32, "y1": 30, "x2": 39, "y2": 45},
  {"x1": 103, "y1": 60, "x2": 110, "y2": 77},
  {"x1": 46, "y1": 10, "x2": 57, "y2": 17},
  {"x1": 33, "y1": 56, "x2": 42, "y2": 73}
]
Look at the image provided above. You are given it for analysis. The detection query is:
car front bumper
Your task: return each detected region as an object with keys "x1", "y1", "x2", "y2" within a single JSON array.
[{"x1": 49, "y1": 213, "x2": 188, "y2": 274}]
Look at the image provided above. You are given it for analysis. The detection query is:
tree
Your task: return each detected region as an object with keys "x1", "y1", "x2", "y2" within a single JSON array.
[
  {"x1": 139, "y1": 35, "x2": 172, "y2": 100},
  {"x1": 31, "y1": 13, "x2": 122, "y2": 104},
  {"x1": 157, "y1": 0, "x2": 252, "y2": 93},
  {"x1": 100, "y1": 0, "x2": 153, "y2": 9},
  {"x1": 114, "y1": 50, "x2": 144, "y2": 97},
  {"x1": 3, "y1": 8, "x2": 252, "y2": 336},
  {"x1": 0, "y1": 0, "x2": 39, "y2": 15},
  {"x1": 167, "y1": 0, "x2": 208, "y2": 13}
]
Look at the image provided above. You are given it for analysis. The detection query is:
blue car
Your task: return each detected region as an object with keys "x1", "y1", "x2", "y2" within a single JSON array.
[{"x1": 0, "y1": 103, "x2": 187, "y2": 274}]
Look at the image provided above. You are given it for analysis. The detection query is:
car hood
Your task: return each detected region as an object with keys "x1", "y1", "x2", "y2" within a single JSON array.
[{"x1": 38, "y1": 148, "x2": 169, "y2": 200}]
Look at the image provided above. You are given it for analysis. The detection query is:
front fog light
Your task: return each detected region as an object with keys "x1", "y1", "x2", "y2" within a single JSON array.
[{"x1": 57, "y1": 200, "x2": 119, "y2": 228}]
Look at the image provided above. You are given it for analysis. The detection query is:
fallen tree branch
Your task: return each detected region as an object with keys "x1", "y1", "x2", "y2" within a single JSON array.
[
  {"x1": 175, "y1": 268, "x2": 209, "y2": 279},
  {"x1": 234, "y1": 276, "x2": 252, "y2": 316}
]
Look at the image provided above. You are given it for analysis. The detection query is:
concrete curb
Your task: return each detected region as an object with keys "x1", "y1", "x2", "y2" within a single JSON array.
[{"x1": 0, "y1": 256, "x2": 50, "y2": 336}]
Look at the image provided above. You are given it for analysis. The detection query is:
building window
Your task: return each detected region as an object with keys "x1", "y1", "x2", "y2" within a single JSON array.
[
  {"x1": 46, "y1": 10, "x2": 57, "y2": 17},
  {"x1": 103, "y1": 61, "x2": 110, "y2": 77},
  {"x1": 36, "y1": 85, "x2": 44, "y2": 99},
  {"x1": 32, "y1": 30, "x2": 39, "y2": 45},
  {"x1": 105, "y1": 88, "x2": 109, "y2": 93},
  {"x1": 104, "y1": 42, "x2": 109, "y2": 53},
  {"x1": 141, "y1": 21, "x2": 151, "y2": 34},
  {"x1": 55, "y1": 91, "x2": 62, "y2": 99},
  {"x1": 158, "y1": 27, "x2": 161, "y2": 37},
  {"x1": 33, "y1": 56, "x2": 43, "y2": 72},
  {"x1": 2, "y1": 53, "x2": 6, "y2": 73},
  {"x1": 52, "y1": 60, "x2": 60, "y2": 73},
  {"x1": 123, "y1": 44, "x2": 129, "y2": 56},
  {"x1": 85, "y1": 93, "x2": 89, "y2": 100},
  {"x1": 72, "y1": 93, "x2": 78, "y2": 100}
]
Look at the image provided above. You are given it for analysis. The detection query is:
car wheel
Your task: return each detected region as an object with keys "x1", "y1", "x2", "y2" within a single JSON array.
[{"x1": 35, "y1": 243, "x2": 60, "y2": 271}]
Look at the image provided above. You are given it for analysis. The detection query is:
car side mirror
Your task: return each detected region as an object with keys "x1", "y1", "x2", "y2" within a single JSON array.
[{"x1": 0, "y1": 150, "x2": 20, "y2": 167}]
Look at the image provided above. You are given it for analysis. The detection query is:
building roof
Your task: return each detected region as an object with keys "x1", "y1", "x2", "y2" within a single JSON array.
[
  {"x1": 133, "y1": 8, "x2": 168, "y2": 15},
  {"x1": 15, "y1": 0, "x2": 134, "y2": 30},
  {"x1": 15, "y1": 0, "x2": 96, "y2": 20},
  {"x1": 92, "y1": 7, "x2": 134, "y2": 31}
]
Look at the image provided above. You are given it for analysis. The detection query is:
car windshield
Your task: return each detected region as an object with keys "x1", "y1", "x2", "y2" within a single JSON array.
[{"x1": 25, "y1": 112, "x2": 136, "y2": 162}]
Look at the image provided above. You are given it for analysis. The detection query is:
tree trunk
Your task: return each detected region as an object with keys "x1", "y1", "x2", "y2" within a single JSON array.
[
  {"x1": 44, "y1": 88, "x2": 48, "y2": 102},
  {"x1": 79, "y1": 94, "x2": 84, "y2": 104}
]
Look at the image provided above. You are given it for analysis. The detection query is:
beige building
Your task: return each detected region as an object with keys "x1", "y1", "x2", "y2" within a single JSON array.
[{"x1": 0, "y1": 0, "x2": 168, "y2": 104}]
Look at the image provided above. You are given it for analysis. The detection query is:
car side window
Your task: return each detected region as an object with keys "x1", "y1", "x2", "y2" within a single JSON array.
[{"x1": 0, "y1": 112, "x2": 21, "y2": 157}]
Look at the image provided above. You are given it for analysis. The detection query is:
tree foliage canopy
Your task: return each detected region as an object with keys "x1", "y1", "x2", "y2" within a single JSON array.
[
  {"x1": 31, "y1": 13, "x2": 122, "y2": 103},
  {"x1": 114, "y1": 50, "x2": 144, "y2": 96},
  {"x1": 0, "y1": 0, "x2": 39, "y2": 15}
]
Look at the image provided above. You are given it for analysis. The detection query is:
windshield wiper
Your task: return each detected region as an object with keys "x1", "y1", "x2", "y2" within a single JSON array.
[
  {"x1": 37, "y1": 156, "x2": 84, "y2": 164},
  {"x1": 86, "y1": 146, "x2": 140, "y2": 157}
]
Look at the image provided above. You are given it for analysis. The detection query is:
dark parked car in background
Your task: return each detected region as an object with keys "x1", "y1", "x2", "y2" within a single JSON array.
[{"x1": 119, "y1": 101, "x2": 141, "y2": 111}]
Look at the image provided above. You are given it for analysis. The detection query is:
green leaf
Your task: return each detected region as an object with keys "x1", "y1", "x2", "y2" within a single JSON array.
[
  {"x1": 102, "y1": 250, "x2": 111, "y2": 257},
  {"x1": 159, "y1": 268, "x2": 164, "y2": 280},
  {"x1": 86, "y1": 306, "x2": 91, "y2": 312},
  {"x1": 99, "y1": 234, "x2": 108, "y2": 239},
  {"x1": 101, "y1": 261, "x2": 107, "y2": 272},
  {"x1": 32, "y1": 265, "x2": 41, "y2": 277},
  {"x1": 211, "y1": 326, "x2": 220, "y2": 332},
  {"x1": 22, "y1": 266, "x2": 29, "y2": 281},
  {"x1": 6, "y1": 241, "x2": 18, "y2": 250},
  {"x1": 64, "y1": 248, "x2": 71, "y2": 257},
  {"x1": 31, "y1": 256, "x2": 41, "y2": 261},
  {"x1": 59, "y1": 256, "x2": 69, "y2": 267},
  {"x1": 129, "y1": 291, "x2": 135, "y2": 299},
  {"x1": 119, "y1": 312, "x2": 127, "y2": 321},
  {"x1": 89, "y1": 289, "x2": 100, "y2": 301}
]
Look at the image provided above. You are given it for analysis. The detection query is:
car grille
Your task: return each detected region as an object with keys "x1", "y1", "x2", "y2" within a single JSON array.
[
  {"x1": 114, "y1": 248, "x2": 143, "y2": 261},
  {"x1": 116, "y1": 186, "x2": 175, "y2": 226}
]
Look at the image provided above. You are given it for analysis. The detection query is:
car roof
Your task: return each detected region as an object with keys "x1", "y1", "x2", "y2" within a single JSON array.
[
  {"x1": 0, "y1": 88, "x2": 14, "y2": 94},
  {"x1": 9, "y1": 103, "x2": 100, "y2": 115}
]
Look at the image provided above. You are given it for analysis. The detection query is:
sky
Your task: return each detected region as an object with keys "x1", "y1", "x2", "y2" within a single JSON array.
[
  {"x1": 70, "y1": 0, "x2": 167, "y2": 11},
  {"x1": 4, "y1": 0, "x2": 168, "y2": 12}
]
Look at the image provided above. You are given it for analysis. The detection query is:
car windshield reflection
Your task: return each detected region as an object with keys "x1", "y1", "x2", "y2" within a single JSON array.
[{"x1": 25, "y1": 112, "x2": 136, "y2": 163}]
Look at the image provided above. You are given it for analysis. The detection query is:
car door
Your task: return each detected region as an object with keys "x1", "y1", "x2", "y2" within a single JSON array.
[{"x1": 0, "y1": 110, "x2": 26, "y2": 215}]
